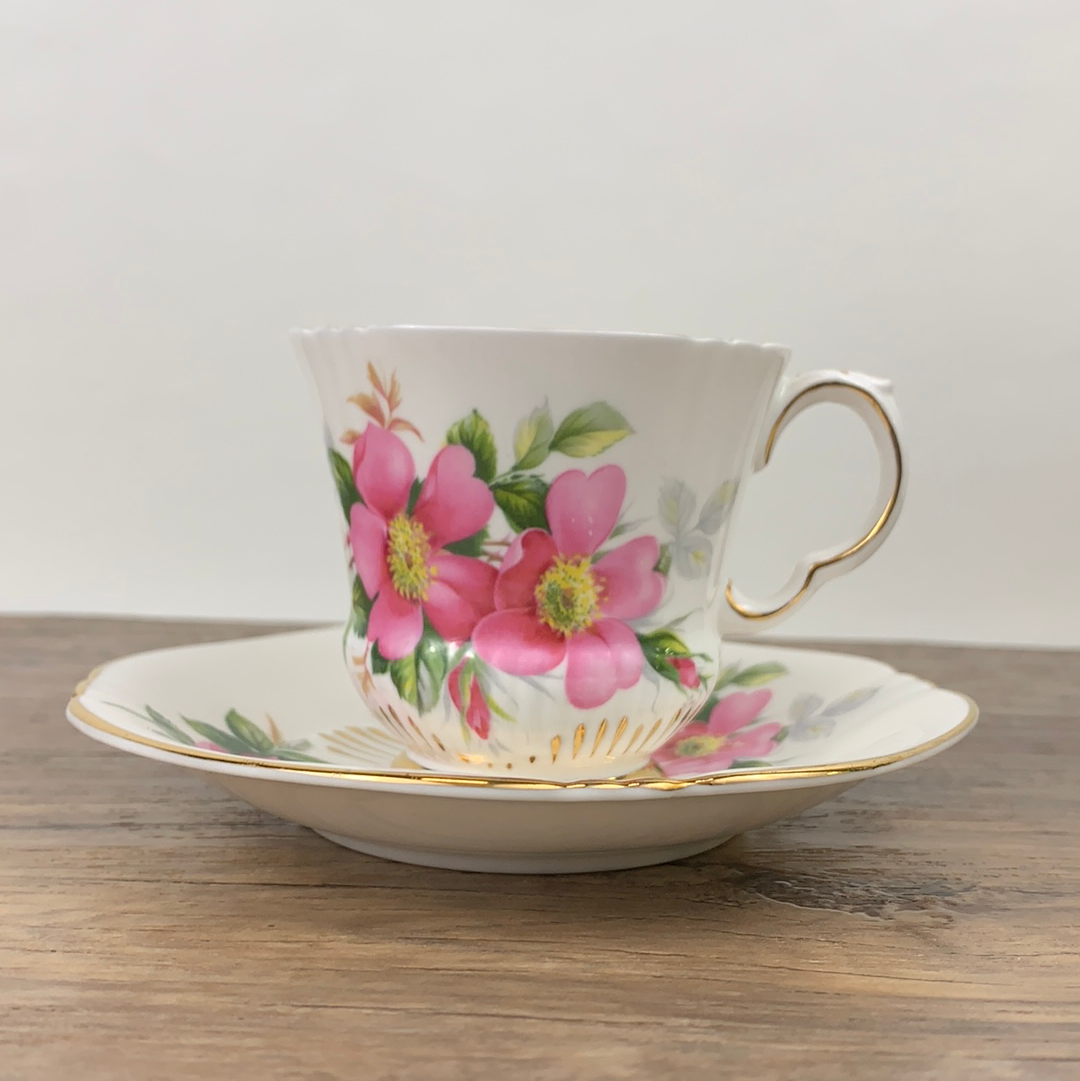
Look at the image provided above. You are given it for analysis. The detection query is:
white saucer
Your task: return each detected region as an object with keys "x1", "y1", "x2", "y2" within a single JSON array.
[{"x1": 67, "y1": 628, "x2": 976, "y2": 873}]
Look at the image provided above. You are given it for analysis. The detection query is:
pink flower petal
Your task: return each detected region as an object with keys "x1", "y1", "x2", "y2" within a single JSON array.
[
  {"x1": 493, "y1": 529, "x2": 557, "y2": 610},
  {"x1": 472, "y1": 610, "x2": 566, "y2": 676},
  {"x1": 413, "y1": 445, "x2": 496, "y2": 549},
  {"x1": 368, "y1": 586, "x2": 424, "y2": 660},
  {"x1": 424, "y1": 552, "x2": 498, "y2": 644},
  {"x1": 349, "y1": 502, "x2": 390, "y2": 599},
  {"x1": 593, "y1": 536, "x2": 665, "y2": 620},
  {"x1": 564, "y1": 629, "x2": 621, "y2": 709},
  {"x1": 353, "y1": 425, "x2": 415, "y2": 522},
  {"x1": 590, "y1": 618, "x2": 644, "y2": 691},
  {"x1": 707, "y1": 689, "x2": 773, "y2": 736},
  {"x1": 546, "y1": 465, "x2": 625, "y2": 556},
  {"x1": 726, "y1": 722, "x2": 783, "y2": 760}
]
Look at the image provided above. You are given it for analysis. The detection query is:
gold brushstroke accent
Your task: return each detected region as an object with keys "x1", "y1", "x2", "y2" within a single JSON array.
[
  {"x1": 606, "y1": 717, "x2": 629, "y2": 757},
  {"x1": 726, "y1": 382, "x2": 903, "y2": 621},
  {"x1": 378, "y1": 707, "x2": 409, "y2": 743},
  {"x1": 406, "y1": 716, "x2": 434, "y2": 751},
  {"x1": 431, "y1": 734, "x2": 447, "y2": 752},
  {"x1": 528, "y1": 755, "x2": 536, "y2": 764},
  {"x1": 550, "y1": 735, "x2": 561, "y2": 763},
  {"x1": 67, "y1": 671, "x2": 977, "y2": 792},
  {"x1": 623, "y1": 723, "x2": 646, "y2": 755},
  {"x1": 589, "y1": 719, "x2": 609, "y2": 757},
  {"x1": 572, "y1": 723, "x2": 586, "y2": 759},
  {"x1": 641, "y1": 716, "x2": 665, "y2": 749}
]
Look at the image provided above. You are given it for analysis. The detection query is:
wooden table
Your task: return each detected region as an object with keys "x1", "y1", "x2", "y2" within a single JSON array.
[{"x1": 2, "y1": 616, "x2": 1077, "y2": 1079}]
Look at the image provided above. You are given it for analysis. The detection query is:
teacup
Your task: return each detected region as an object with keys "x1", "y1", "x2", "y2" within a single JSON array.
[{"x1": 293, "y1": 326, "x2": 904, "y2": 781}]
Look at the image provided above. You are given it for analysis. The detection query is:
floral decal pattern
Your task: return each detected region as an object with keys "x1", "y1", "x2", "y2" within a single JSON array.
[
  {"x1": 112, "y1": 704, "x2": 322, "y2": 762},
  {"x1": 648, "y1": 663, "x2": 881, "y2": 776},
  {"x1": 327, "y1": 364, "x2": 736, "y2": 744},
  {"x1": 121, "y1": 675, "x2": 880, "y2": 777}
]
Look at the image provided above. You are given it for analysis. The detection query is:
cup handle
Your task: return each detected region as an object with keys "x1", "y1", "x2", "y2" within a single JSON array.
[{"x1": 723, "y1": 369, "x2": 905, "y2": 633}]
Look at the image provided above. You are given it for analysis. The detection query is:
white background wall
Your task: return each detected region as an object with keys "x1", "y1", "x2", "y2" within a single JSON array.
[{"x1": 2, "y1": 1, "x2": 1077, "y2": 646}]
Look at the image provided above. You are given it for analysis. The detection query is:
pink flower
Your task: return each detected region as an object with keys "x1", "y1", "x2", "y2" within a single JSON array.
[
  {"x1": 448, "y1": 662, "x2": 491, "y2": 739},
  {"x1": 670, "y1": 656, "x2": 701, "y2": 689},
  {"x1": 194, "y1": 740, "x2": 228, "y2": 753},
  {"x1": 349, "y1": 425, "x2": 497, "y2": 659},
  {"x1": 472, "y1": 465, "x2": 664, "y2": 709},
  {"x1": 650, "y1": 689, "x2": 782, "y2": 775}
]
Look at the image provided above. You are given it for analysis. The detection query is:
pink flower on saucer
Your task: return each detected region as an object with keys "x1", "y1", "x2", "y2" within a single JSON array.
[
  {"x1": 650, "y1": 689, "x2": 781, "y2": 775},
  {"x1": 472, "y1": 465, "x2": 664, "y2": 709},
  {"x1": 349, "y1": 425, "x2": 497, "y2": 659}
]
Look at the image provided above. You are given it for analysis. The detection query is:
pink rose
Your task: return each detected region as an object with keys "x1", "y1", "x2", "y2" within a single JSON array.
[
  {"x1": 473, "y1": 465, "x2": 664, "y2": 709},
  {"x1": 349, "y1": 425, "x2": 497, "y2": 659},
  {"x1": 448, "y1": 662, "x2": 491, "y2": 739},
  {"x1": 651, "y1": 689, "x2": 781, "y2": 775},
  {"x1": 670, "y1": 656, "x2": 701, "y2": 689}
]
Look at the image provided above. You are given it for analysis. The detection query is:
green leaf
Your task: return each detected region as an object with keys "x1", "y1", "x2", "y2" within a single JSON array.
[
  {"x1": 415, "y1": 626, "x2": 450, "y2": 714},
  {"x1": 224, "y1": 709, "x2": 275, "y2": 754},
  {"x1": 512, "y1": 403, "x2": 554, "y2": 470},
  {"x1": 730, "y1": 662, "x2": 788, "y2": 687},
  {"x1": 443, "y1": 528, "x2": 488, "y2": 558},
  {"x1": 446, "y1": 410, "x2": 498, "y2": 483},
  {"x1": 182, "y1": 719, "x2": 254, "y2": 756},
  {"x1": 712, "y1": 663, "x2": 740, "y2": 691},
  {"x1": 350, "y1": 575, "x2": 371, "y2": 637},
  {"x1": 328, "y1": 449, "x2": 360, "y2": 520},
  {"x1": 730, "y1": 758, "x2": 774, "y2": 769},
  {"x1": 654, "y1": 542, "x2": 673, "y2": 576},
  {"x1": 492, "y1": 474, "x2": 550, "y2": 531},
  {"x1": 389, "y1": 652, "x2": 420, "y2": 709},
  {"x1": 144, "y1": 705, "x2": 195, "y2": 746},
  {"x1": 550, "y1": 402, "x2": 633, "y2": 458},
  {"x1": 638, "y1": 629, "x2": 694, "y2": 686},
  {"x1": 272, "y1": 749, "x2": 325, "y2": 763},
  {"x1": 369, "y1": 642, "x2": 390, "y2": 675}
]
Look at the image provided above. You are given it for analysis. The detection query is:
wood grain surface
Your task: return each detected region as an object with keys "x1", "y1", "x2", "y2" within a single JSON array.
[{"x1": 2, "y1": 616, "x2": 1077, "y2": 1080}]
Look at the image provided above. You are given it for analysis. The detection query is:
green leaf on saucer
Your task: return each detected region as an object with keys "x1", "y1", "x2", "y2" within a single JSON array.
[
  {"x1": 550, "y1": 402, "x2": 632, "y2": 458},
  {"x1": 272, "y1": 749, "x2": 325, "y2": 763},
  {"x1": 729, "y1": 662, "x2": 787, "y2": 687},
  {"x1": 492, "y1": 474, "x2": 550, "y2": 531},
  {"x1": 446, "y1": 410, "x2": 498, "y2": 483},
  {"x1": 224, "y1": 709, "x2": 275, "y2": 753},
  {"x1": 183, "y1": 719, "x2": 254, "y2": 756},
  {"x1": 144, "y1": 705, "x2": 195, "y2": 746}
]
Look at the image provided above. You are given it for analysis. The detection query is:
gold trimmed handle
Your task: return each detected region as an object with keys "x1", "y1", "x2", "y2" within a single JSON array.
[{"x1": 724, "y1": 370, "x2": 905, "y2": 631}]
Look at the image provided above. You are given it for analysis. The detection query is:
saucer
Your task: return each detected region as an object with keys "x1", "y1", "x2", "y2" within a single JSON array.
[{"x1": 67, "y1": 628, "x2": 977, "y2": 873}]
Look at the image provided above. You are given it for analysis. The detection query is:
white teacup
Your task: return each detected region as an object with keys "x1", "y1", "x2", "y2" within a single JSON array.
[{"x1": 293, "y1": 327, "x2": 903, "y2": 781}]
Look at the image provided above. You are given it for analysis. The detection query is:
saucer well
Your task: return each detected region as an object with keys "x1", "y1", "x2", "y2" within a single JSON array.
[{"x1": 66, "y1": 628, "x2": 976, "y2": 873}]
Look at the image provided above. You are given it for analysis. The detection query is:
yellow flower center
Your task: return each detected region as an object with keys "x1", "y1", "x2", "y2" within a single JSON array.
[
  {"x1": 387, "y1": 513, "x2": 435, "y2": 600},
  {"x1": 674, "y1": 734, "x2": 725, "y2": 757},
  {"x1": 534, "y1": 556, "x2": 602, "y2": 636}
]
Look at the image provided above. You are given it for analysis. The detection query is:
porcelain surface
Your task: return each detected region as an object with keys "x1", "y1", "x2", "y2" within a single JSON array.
[
  {"x1": 293, "y1": 326, "x2": 905, "y2": 779},
  {"x1": 67, "y1": 628, "x2": 976, "y2": 873}
]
